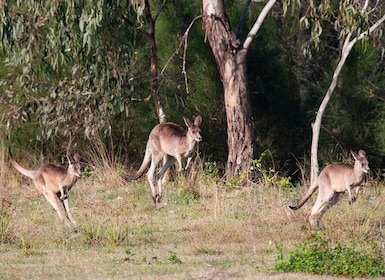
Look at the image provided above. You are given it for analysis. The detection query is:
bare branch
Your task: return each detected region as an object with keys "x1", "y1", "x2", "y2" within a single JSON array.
[
  {"x1": 160, "y1": 15, "x2": 203, "y2": 95},
  {"x1": 154, "y1": 0, "x2": 167, "y2": 22},
  {"x1": 243, "y1": 0, "x2": 277, "y2": 51}
]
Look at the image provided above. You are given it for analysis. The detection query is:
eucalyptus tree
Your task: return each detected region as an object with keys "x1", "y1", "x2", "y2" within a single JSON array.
[
  {"x1": 201, "y1": 0, "x2": 385, "y2": 180},
  {"x1": 302, "y1": 0, "x2": 385, "y2": 182},
  {"x1": 120, "y1": 0, "x2": 167, "y2": 124},
  {"x1": 0, "y1": 0, "x2": 146, "y2": 141},
  {"x1": 202, "y1": 0, "x2": 280, "y2": 178}
]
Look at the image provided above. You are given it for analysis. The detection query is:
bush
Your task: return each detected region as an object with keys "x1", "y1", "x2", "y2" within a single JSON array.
[{"x1": 275, "y1": 233, "x2": 385, "y2": 277}]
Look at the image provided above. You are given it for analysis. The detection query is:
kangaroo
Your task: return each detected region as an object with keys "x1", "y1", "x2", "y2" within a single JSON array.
[
  {"x1": 9, "y1": 147, "x2": 81, "y2": 227},
  {"x1": 125, "y1": 115, "x2": 202, "y2": 204},
  {"x1": 289, "y1": 150, "x2": 369, "y2": 228}
]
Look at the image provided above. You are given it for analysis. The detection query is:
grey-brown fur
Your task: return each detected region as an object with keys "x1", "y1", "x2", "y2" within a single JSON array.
[
  {"x1": 289, "y1": 150, "x2": 370, "y2": 228},
  {"x1": 9, "y1": 147, "x2": 81, "y2": 227},
  {"x1": 125, "y1": 116, "x2": 202, "y2": 204}
]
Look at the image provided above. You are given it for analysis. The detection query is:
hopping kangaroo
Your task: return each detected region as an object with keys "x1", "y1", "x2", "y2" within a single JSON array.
[
  {"x1": 9, "y1": 147, "x2": 81, "y2": 227},
  {"x1": 125, "y1": 115, "x2": 202, "y2": 204},
  {"x1": 289, "y1": 150, "x2": 369, "y2": 228}
]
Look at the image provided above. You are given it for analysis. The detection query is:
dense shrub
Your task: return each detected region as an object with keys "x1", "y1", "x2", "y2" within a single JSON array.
[{"x1": 275, "y1": 233, "x2": 385, "y2": 277}]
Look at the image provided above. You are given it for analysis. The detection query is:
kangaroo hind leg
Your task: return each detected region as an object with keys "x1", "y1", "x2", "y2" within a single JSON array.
[
  {"x1": 309, "y1": 189, "x2": 336, "y2": 229},
  {"x1": 58, "y1": 192, "x2": 77, "y2": 226},
  {"x1": 44, "y1": 191, "x2": 73, "y2": 227},
  {"x1": 155, "y1": 155, "x2": 176, "y2": 204},
  {"x1": 147, "y1": 153, "x2": 163, "y2": 204}
]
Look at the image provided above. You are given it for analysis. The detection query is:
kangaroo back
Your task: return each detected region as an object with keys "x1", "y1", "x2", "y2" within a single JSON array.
[
  {"x1": 289, "y1": 179, "x2": 319, "y2": 210},
  {"x1": 9, "y1": 147, "x2": 37, "y2": 180}
]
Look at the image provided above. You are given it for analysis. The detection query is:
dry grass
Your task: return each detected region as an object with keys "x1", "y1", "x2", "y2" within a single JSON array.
[{"x1": 0, "y1": 143, "x2": 384, "y2": 279}]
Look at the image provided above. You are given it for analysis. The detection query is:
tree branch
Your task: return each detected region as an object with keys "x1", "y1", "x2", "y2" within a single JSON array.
[
  {"x1": 161, "y1": 15, "x2": 203, "y2": 95},
  {"x1": 117, "y1": 10, "x2": 152, "y2": 41},
  {"x1": 236, "y1": 0, "x2": 252, "y2": 39},
  {"x1": 310, "y1": 10, "x2": 385, "y2": 182},
  {"x1": 154, "y1": 0, "x2": 167, "y2": 22},
  {"x1": 243, "y1": 0, "x2": 276, "y2": 50}
]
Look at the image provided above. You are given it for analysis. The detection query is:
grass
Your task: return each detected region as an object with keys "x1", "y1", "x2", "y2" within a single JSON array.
[{"x1": 0, "y1": 144, "x2": 385, "y2": 279}]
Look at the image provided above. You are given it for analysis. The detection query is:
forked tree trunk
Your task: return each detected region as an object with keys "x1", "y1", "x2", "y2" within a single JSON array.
[
  {"x1": 310, "y1": 13, "x2": 385, "y2": 183},
  {"x1": 202, "y1": 0, "x2": 255, "y2": 177}
]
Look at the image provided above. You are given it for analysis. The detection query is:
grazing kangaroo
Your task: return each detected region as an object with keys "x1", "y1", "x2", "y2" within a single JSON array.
[
  {"x1": 125, "y1": 115, "x2": 202, "y2": 204},
  {"x1": 9, "y1": 147, "x2": 81, "y2": 227},
  {"x1": 289, "y1": 150, "x2": 369, "y2": 228}
]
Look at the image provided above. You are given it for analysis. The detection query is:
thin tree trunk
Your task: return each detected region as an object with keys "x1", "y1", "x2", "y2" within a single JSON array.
[
  {"x1": 310, "y1": 13, "x2": 385, "y2": 182},
  {"x1": 310, "y1": 33, "x2": 353, "y2": 182},
  {"x1": 144, "y1": 0, "x2": 167, "y2": 124}
]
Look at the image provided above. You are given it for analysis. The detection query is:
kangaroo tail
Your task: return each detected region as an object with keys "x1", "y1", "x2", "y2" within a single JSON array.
[
  {"x1": 124, "y1": 141, "x2": 151, "y2": 180},
  {"x1": 8, "y1": 147, "x2": 36, "y2": 180},
  {"x1": 289, "y1": 180, "x2": 319, "y2": 210}
]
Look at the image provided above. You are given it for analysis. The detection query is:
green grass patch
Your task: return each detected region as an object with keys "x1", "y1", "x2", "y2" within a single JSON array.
[{"x1": 275, "y1": 232, "x2": 385, "y2": 277}]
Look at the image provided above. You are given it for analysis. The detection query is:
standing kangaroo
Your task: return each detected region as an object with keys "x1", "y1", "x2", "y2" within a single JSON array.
[
  {"x1": 9, "y1": 147, "x2": 81, "y2": 227},
  {"x1": 125, "y1": 115, "x2": 202, "y2": 204},
  {"x1": 289, "y1": 150, "x2": 369, "y2": 228}
]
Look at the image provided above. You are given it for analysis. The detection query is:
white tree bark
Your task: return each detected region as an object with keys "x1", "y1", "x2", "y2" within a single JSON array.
[
  {"x1": 243, "y1": 0, "x2": 276, "y2": 50},
  {"x1": 310, "y1": 12, "x2": 385, "y2": 182}
]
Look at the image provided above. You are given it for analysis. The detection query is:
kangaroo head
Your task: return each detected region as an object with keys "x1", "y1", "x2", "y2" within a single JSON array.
[
  {"x1": 351, "y1": 149, "x2": 370, "y2": 174},
  {"x1": 184, "y1": 115, "x2": 202, "y2": 143},
  {"x1": 67, "y1": 153, "x2": 82, "y2": 177}
]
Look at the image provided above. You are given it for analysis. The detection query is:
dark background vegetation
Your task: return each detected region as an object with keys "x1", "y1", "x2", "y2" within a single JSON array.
[
  {"x1": 1, "y1": 2, "x2": 385, "y2": 278},
  {"x1": 1, "y1": 0, "x2": 385, "y2": 181}
]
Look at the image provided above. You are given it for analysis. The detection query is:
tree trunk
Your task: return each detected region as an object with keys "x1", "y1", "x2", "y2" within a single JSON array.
[
  {"x1": 144, "y1": 0, "x2": 167, "y2": 124},
  {"x1": 223, "y1": 52, "x2": 255, "y2": 177},
  {"x1": 310, "y1": 40, "x2": 352, "y2": 182},
  {"x1": 202, "y1": 0, "x2": 255, "y2": 178},
  {"x1": 310, "y1": 13, "x2": 385, "y2": 183}
]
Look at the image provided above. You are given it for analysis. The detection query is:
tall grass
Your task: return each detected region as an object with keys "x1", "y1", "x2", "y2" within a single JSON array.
[{"x1": 0, "y1": 141, "x2": 384, "y2": 279}]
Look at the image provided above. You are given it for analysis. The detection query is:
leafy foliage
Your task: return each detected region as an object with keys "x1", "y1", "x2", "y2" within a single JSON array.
[
  {"x1": 300, "y1": 1, "x2": 384, "y2": 53},
  {"x1": 1, "y1": 0, "x2": 138, "y2": 139},
  {"x1": 275, "y1": 233, "x2": 385, "y2": 277},
  {"x1": 1, "y1": 0, "x2": 385, "y2": 176},
  {"x1": 167, "y1": 250, "x2": 183, "y2": 264}
]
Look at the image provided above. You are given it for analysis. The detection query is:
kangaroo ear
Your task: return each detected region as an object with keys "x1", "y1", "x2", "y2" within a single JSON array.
[
  {"x1": 358, "y1": 150, "x2": 366, "y2": 158},
  {"x1": 73, "y1": 153, "x2": 81, "y2": 163},
  {"x1": 67, "y1": 154, "x2": 74, "y2": 164},
  {"x1": 184, "y1": 117, "x2": 192, "y2": 127},
  {"x1": 194, "y1": 115, "x2": 202, "y2": 126},
  {"x1": 351, "y1": 150, "x2": 365, "y2": 160}
]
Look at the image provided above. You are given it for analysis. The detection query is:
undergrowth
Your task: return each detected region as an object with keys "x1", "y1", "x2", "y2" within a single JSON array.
[
  {"x1": 275, "y1": 232, "x2": 385, "y2": 277},
  {"x1": 1, "y1": 142, "x2": 385, "y2": 279}
]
